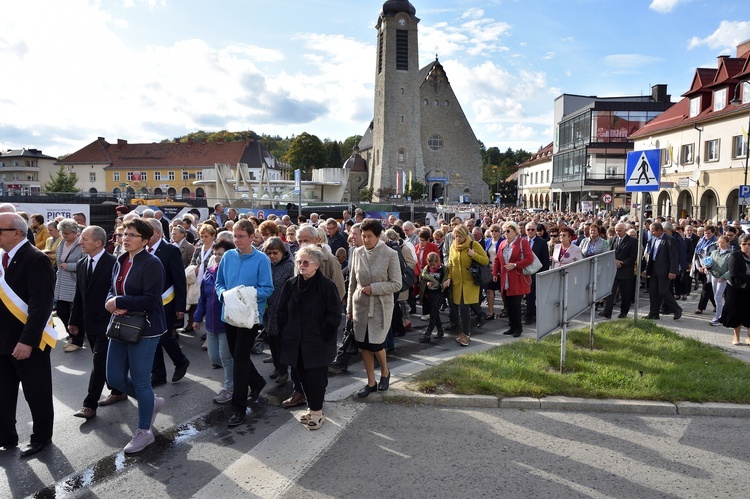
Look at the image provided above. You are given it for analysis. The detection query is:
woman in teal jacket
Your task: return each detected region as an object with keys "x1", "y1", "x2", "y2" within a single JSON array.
[{"x1": 707, "y1": 235, "x2": 732, "y2": 326}]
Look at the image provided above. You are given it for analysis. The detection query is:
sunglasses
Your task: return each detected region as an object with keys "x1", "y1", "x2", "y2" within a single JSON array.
[{"x1": 296, "y1": 260, "x2": 315, "y2": 266}]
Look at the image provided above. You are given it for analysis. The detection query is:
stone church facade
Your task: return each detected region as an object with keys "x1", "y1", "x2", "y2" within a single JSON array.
[{"x1": 347, "y1": 0, "x2": 485, "y2": 203}]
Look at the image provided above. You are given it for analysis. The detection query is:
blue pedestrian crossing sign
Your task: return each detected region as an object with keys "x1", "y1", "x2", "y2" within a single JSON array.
[{"x1": 625, "y1": 149, "x2": 660, "y2": 192}]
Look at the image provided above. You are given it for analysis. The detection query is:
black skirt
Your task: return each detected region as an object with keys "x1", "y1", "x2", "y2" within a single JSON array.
[
  {"x1": 355, "y1": 327, "x2": 386, "y2": 352},
  {"x1": 720, "y1": 284, "x2": 750, "y2": 328}
]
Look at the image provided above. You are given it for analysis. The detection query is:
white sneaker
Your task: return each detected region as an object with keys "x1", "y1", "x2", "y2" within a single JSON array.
[
  {"x1": 420, "y1": 315, "x2": 430, "y2": 321},
  {"x1": 213, "y1": 389, "x2": 233, "y2": 404},
  {"x1": 124, "y1": 428, "x2": 155, "y2": 454}
]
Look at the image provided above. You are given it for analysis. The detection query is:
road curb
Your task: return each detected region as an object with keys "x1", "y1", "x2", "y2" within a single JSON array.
[{"x1": 362, "y1": 383, "x2": 750, "y2": 417}]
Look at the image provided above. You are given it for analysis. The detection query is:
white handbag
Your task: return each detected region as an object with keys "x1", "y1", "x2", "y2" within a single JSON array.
[{"x1": 221, "y1": 285, "x2": 259, "y2": 329}]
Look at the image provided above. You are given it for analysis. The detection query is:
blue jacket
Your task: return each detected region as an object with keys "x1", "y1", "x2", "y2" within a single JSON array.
[
  {"x1": 194, "y1": 265, "x2": 224, "y2": 334},
  {"x1": 215, "y1": 247, "x2": 274, "y2": 324}
]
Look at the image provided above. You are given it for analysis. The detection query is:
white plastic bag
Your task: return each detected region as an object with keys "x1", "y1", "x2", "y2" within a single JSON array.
[{"x1": 222, "y1": 285, "x2": 259, "y2": 329}]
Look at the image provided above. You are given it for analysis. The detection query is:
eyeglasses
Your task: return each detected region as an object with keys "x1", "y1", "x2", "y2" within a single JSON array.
[
  {"x1": 0, "y1": 228, "x2": 18, "y2": 233},
  {"x1": 490, "y1": 229, "x2": 500, "y2": 232},
  {"x1": 504, "y1": 230, "x2": 513, "y2": 233},
  {"x1": 123, "y1": 232, "x2": 142, "y2": 239},
  {"x1": 741, "y1": 242, "x2": 750, "y2": 246},
  {"x1": 549, "y1": 233, "x2": 559, "y2": 237},
  {"x1": 296, "y1": 260, "x2": 315, "y2": 266},
  {"x1": 526, "y1": 228, "x2": 536, "y2": 231},
  {"x1": 115, "y1": 233, "x2": 123, "y2": 237}
]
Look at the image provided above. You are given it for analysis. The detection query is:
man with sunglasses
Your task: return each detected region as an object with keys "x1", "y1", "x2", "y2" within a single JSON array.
[{"x1": 524, "y1": 222, "x2": 549, "y2": 325}]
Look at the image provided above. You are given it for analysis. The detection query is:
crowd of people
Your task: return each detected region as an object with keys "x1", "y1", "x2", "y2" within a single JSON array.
[{"x1": 2, "y1": 200, "x2": 749, "y2": 458}]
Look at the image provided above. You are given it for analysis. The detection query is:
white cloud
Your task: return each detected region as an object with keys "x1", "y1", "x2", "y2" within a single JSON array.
[
  {"x1": 649, "y1": 0, "x2": 688, "y2": 14},
  {"x1": 688, "y1": 20, "x2": 750, "y2": 51},
  {"x1": 541, "y1": 52, "x2": 555, "y2": 60},
  {"x1": 602, "y1": 54, "x2": 663, "y2": 73},
  {"x1": 461, "y1": 8, "x2": 484, "y2": 20}
]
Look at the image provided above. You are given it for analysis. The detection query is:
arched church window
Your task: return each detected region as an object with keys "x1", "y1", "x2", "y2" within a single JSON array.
[
  {"x1": 428, "y1": 135, "x2": 443, "y2": 151},
  {"x1": 445, "y1": 100, "x2": 449, "y2": 107},
  {"x1": 424, "y1": 99, "x2": 428, "y2": 106},
  {"x1": 434, "y1": 100, "x2": 439, "y2": 106}
]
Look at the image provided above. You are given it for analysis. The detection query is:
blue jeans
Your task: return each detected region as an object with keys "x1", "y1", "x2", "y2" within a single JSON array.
[
  {"x1": 106, "y1": 336, "x2": 160, "y2": 430},
  {"x1": 206, "y1": 332, "x2": 234, "y2": 391}
]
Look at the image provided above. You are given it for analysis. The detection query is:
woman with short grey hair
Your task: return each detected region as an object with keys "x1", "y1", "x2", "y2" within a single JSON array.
[{"x1": 55, "y1": 219, "x2": 83, "y2": 352}]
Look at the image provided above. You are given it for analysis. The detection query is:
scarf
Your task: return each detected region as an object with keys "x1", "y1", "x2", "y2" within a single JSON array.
[
  {"x1": 453, "y1": 237, "x2": 470, "y2": 252},
  {"x1": 695, "y1": 235, "x2": 716, "y2": 257}
]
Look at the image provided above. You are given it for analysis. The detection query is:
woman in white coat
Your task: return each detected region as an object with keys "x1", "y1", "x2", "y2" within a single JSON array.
[{"x1": 347, "y1": 219, "x2": 402, "y2": 398}]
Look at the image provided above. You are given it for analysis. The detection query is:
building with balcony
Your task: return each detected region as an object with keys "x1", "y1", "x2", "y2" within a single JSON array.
[
  {"x1": 551, "y1": 85, "x2": 673, "y2": 212},
  {"x1": 517, "y1": 143, "x2": 553, "y2": 209},
  {"x1": 0, "y1": 148, "x2": 57, "y2": 196},
  {"x1": 630, "y1": 40, "x2": 750, "y2": 222}
]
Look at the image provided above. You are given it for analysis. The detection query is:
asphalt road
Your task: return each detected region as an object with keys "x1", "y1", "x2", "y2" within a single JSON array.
[{"x1": 1, "y1": 289, "x2": 748, "y2": 498}]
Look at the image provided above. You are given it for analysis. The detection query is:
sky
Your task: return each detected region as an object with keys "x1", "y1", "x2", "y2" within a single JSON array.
[{"x1": 1, "y1": 0, "x2": 749, "y2": 159}]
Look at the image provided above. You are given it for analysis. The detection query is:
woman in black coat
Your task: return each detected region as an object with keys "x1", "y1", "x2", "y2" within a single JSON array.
[
  {"x1": 721, "y1": 233, "x2": 750, "y2": 345},
  {"x1": 277, "y1": 245, "x2": 341, "y2": 430}
]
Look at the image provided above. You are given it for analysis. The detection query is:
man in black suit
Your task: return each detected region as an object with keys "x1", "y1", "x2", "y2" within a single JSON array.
[
  {"x1": 523, "y1": 222, "x2": 550, "y2": 324},
  {"x1": 644, "y1": 222, "x2": 682, "y2": 320},
  {"x1": 599, "y1": 223, "x2": 638, "y2": 319},
  {"x1": 0, "y1": 212, "x2": 56, "y2": 457},
  {"x1": 68, "y1": 226, "x2": 124, "y2": 420},
  {"x1": 146, "y1": 219, "x2": 190, "y2": 386},
  {"x1": 155, "y1": 210, "x2": 171, "y2": 242}
]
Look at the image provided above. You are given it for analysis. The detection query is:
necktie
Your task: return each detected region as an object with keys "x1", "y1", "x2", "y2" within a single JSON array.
[
  {"x1": 616, "y1": 238, "x2": 621, "y2": 251},
  {"x1": 88, "y1": 257, "x2": 94, "y2": 279},
  {"x1": 148, "y1": 247, "x2": 154, "y2": 253},
  {"x1": 2, "y1": 253, "x2": 8, "y2": 271}
]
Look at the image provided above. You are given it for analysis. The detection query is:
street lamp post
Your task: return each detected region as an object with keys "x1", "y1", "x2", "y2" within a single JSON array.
[{"x1": 730, "y1": 80, "x2": 750, "y2": 220}]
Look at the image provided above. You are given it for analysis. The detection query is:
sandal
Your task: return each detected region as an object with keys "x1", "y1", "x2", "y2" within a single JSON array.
[
  {"x1": 485, "y1": 314, "x2": 496, "y2": 321},
  {"x1": 500, "y1": 310, "x2": 508, "y2": 318},
  {"x1": 306, "y1": 411, "x2": 325, "y2": 430},
  {"x1": 694, "y1": 310, "x2": 703, "y2": 315},
  {"x1": 299, "y1": 408, "x2": 312, "y2": 424}
]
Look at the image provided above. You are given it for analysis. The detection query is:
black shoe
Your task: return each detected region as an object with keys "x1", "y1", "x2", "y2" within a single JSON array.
[
  {"x1": 597, "y1": 311, "x2": 611, "y2": 319},
  {"x1": 228, "y1": 412, "x2": 246, "y2": 427},
  {"x1": 0, "y1": 440, "x2": 18, "y2": 450},
  {"x1": 524, "y1": 317, "x2": 535, "y2": 325},
  {"x1": 434, "y1": 330, "x2": 444, "y2": 338},
  {"x1": 645, "y1": 314, "x2": 660, "y2": 320},
  {"x1": 357, "y1": 384, "x2": 378, "y2": 398},
  {"x1": 445, "y1": 323, "x2": 459, "y2": 332},
  {"x1": 617, "y1": 313, "x2": 627, "y2": 319},
  {"x1": 247, "y1": 378, "x2": 267, "y2": 404},
  {"x1": 151, "y1": 376, "x2": 167, "y2": 387},
  {"x1": 503, "y1": 329, "x2": 514, "y2": 335},
  {"x1": 269, "y1": 369, "x2": 279, "y2": 379},
  {"x1": 378, "y1": 372, "x2": 390, "y2": 391},
  {"x1": 673, "y1": 309, "x2": 682, "y2": 320},
  {"x1": 418, "y1": 334, "x2": 431, "y2": 343},
  {"x1": 20, "y1": 439, "x2": 51, "y2": 457},
  {"x1": 212, "y1": 363, "x2": 222, "y2": 369},
  {"x1": 475, "y1": 315, "x2": 485, "y2": 328},
  {"x1": 512, "y1": 330, "x2": 522, "y2": 338},
  {"x1": 329, "y1": 361, "x2": 348, "y2": 374},
  {"x1": 172, "y1": 359, "x2": 190, "y2": 382}
]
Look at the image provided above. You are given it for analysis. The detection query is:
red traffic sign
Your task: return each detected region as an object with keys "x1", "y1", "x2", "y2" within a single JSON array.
[{"x1": 601, "y1": 193, "x2": 613, "y2": 204}]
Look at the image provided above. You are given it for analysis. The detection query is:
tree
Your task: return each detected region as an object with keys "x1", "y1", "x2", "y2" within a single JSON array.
[
  {"x1": 358, "y1": 187, "x2": 373, "y2": 203},
  {"x1": 342, "y1": 135, "x2": 363, "y2": 156},
  {"x1": 45, "y1": 165, "x2": 80, "y2": 193},
  {"x1": 284, "y1": 132, "x2": 327, "y2": 178},
  {"x1": 404, "y1": 180, "x2": 426, "y2": 199},
  {"x1": 324, "y1": 140, "x2": 343, "y2": 168}
]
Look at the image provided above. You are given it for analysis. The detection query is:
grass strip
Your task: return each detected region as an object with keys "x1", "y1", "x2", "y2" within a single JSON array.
[{"x1": 413, "y1": 320, "x2": 750, "y2": 403}]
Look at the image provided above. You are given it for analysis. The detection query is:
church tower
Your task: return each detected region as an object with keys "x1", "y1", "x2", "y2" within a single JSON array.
[{"x1": 370, "y1": 0, "x2": 425, "y2": 201}]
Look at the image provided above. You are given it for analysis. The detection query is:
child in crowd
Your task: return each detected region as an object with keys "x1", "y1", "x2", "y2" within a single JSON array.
[{"x1": 418, "y1": 252, "x2": 448, "y2": 343}]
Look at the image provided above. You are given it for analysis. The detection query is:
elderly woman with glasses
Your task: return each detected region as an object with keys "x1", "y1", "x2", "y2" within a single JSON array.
[
  {"x1": 721, "y1": 234, "x2": 750, "y2": 345},
  {"x1": 105, "y1": 218, "x2": 167, "y2": 453},
  {"x1": 483, "y1": 224, "x2": 505, "y2": 319},
  {"x1": 492, "y1": 222, "x2": 535, "y2": 338},
  {"x1": 551, "y1": 227, "x2": 583, "y2": 269},
  {"x1": 277, "y1": 245, "x2": 341, "y2": 430},
  {"x1": 263, "y1": 236, "x2": 295, "y2": 385},
  {"x1": 55, "y1": 218, "x2": 84, "y2": 352}
]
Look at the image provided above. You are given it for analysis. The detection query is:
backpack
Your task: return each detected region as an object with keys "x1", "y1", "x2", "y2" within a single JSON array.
[{"x1": 387, "y1": 240, "x2": 418, "y2": 293}]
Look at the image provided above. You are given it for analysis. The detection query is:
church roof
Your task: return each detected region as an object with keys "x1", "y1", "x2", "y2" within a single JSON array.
[
  {"x1": 358, "y1": 121, "x2": 374, "y2": 152},
  {"x1": 343, "y1": 147, "x2": 368, "y2": 173},
  {"x1": 380, "y1": 0, "x2": 416, "y2": 16},
  {"x1": 419, "y1": 57, "x2": 449, "y2": 86}
]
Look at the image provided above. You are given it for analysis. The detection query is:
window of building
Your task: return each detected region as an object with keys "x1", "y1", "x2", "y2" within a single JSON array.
[
  {"x1": 705, "y1": 139, "x2": 719, "y2": 162},
  {"x1": 168, "y1": 171, "x2": 175, "y2": 181},
  {"x1": 445, "y1": 100, "x2": 449, "y2": 107},
  {"x1": 154, "y1": 171, "x2": 161, "y2": 181},
  {"x1": 689, "y1": 96, "x2": 701, "y2": 118},
  {"x1": 423, "y1": 99, "x2": 428, "y2": 106},
  {"x1": 400, "y1": 115, "x2": 404, "y2": 123},
  {"x1": 113, "y1": 172, "x2": 120, "y2": 182},
  {"x1": 141, "y1": 171, "x2": 147, "y2": 181},
  {"x1": 396, "y1": 29, "x2": 408, "y2": 70},
  {"x1": 398, "y1": 149, "x2": 405, "y2": 163},
  {"x1": 681, "y1": 144, "x2": 694, "y2": 164},
  {"x1": 713, "y1": 88, "x2": 727, "y2": 112},
  {"x1": 546, "y1": 170, "x2": 550, "y2": 183},
  {"x1": 744, "y1": 81, "x2": 750, "y2": 104},
  {"x1": 126, "y1": 172, "x2": 133, "y2": 181},
  {"x1": 434, "y1": 100, "x2": 439, "y2": 106},
  {"x1": 89, "y1": 172, "x2": 96, "y2": 183},
  {"x1": 535, "y1": 172, "x2": 539, "y2": 184},
  {"x1": 400, "y1": 87, "x2": 404, "y2": 94},
  {"x1": 182, "y1": 170, "x2": 189, "y2": 181},
  {"x1": 196, "y1": 171, "x2": 203, "y2": 181},
  {"x1": 732, "y1": 135, "x2": 747, "y2": 159},
  {"x1": 378, "y1": 31, "x2": 383, "y2": 74},
  {"x1": 427, "y1": 135, "x2": 443, "y2": 151}
]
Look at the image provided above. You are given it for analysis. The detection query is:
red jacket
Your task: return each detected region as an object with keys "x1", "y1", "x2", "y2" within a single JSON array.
[
  {"x1": 415, "y1": 241, "x2": 440, "y2": 275},
  {"x1": 493, "y1": 237, "x2": 535, "y2": 297}
]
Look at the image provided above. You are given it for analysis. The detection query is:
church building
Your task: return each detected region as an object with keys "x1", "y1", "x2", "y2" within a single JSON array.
[{"x1": 347, "y1": 0, "x2": 485, "y2": 203}]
